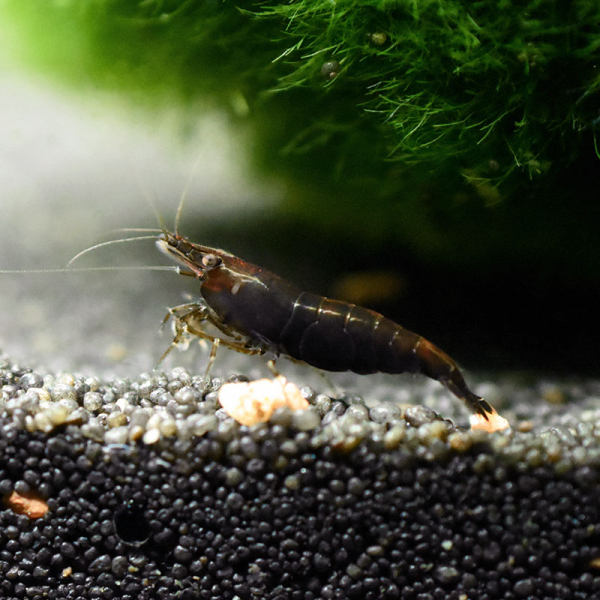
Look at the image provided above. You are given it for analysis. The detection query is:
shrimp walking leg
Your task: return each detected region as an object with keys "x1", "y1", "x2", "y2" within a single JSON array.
[
  {"x1": 160, "y1": 302, "x2": 202, "y2": 329},
  {"x1": 267, "y1": 359, "x2": 281, "y2": 378},
  {"x1": 157, "y1": 302, "x2": 212, "y2": 366},
  {"x1": 204, "y1": 339, "x2": 220, "y2": 383},
  {"x1": 183, "y1": 318, "x2": 266, "y2": 356},
  {"x1": 158, "y1": 302, "x2": 267, "y2": 376}
]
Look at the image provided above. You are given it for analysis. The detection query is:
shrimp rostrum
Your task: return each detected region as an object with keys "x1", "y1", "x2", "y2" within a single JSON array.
[{"x1": 156, "y1": 232, "x2": 493, "y2": 419}]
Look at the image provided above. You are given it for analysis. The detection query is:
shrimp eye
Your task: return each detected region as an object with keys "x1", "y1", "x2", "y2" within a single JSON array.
[{"x1": 201, "y1": 254, "x2": 221, "y2": 268}]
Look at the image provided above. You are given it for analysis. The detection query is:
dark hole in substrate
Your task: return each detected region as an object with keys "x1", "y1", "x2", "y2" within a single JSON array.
[{"x1": 114, "y1": 502, "x2": 150, "y2": 546}]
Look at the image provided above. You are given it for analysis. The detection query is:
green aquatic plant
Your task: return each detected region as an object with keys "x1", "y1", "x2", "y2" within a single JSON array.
[
  {"x1": 250, "y1": 0, "x2": 600, "y2": 191},
  {"x1": 1, "y1": 0, "x2": 600, "y2": 271},
  {"x1": 3, "y1": 0, "x2": 599, "y2": 191}
]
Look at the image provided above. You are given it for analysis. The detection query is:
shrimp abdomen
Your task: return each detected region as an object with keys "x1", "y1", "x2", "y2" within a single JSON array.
[
  {"x1": 279, "y1": 293, "x2": 356, "y2": 371},
  {"x1": 279, "y1": 294, "x2": 489, "y2": 415},
  {"x1": 279, "y1": 293, "x2": 421, "y2": 375}
]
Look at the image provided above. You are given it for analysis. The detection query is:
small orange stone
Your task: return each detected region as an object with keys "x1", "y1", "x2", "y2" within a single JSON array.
[{"x1": 3, "y1": 490, "x2": 49, "y2": 519}]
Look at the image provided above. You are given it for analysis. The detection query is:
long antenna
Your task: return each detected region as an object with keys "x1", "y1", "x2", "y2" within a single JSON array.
[
  {"x1": 0, "y1": 266, "x2": 180, "y2": 274},
  {"x1": 105, "y1": 228, "x2": 163, "y2": 234},
  {"x1": 174, "y1": 154, "x2": 203, "y2": 235},
  {"x1": 67, "y1": 235, "x2": 158, "y2": 266}
]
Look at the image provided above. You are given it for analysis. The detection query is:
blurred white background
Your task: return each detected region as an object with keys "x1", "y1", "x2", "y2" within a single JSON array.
[{"x1": 0, "y1": 68, "x2": 280, "y2": 378}]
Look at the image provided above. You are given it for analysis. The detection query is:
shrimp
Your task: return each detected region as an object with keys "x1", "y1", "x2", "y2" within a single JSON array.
[{"x1": 155, "y1": 231, "x2": 493, "y2": 419}]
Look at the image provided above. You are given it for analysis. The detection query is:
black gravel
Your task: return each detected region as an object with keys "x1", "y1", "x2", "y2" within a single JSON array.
[{"x1": 1, "y1": 356, "x2": 600, "y2": 600}]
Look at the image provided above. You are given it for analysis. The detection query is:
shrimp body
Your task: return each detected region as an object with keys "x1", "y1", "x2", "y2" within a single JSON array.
[{"x1": 157, "y1": 232, "x2": 492, "y2": 418}]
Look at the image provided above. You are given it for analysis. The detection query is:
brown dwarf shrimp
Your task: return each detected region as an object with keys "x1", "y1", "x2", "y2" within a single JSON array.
[{"x1": 153, "y1": 231, "x2": 494, "y2": 420}]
